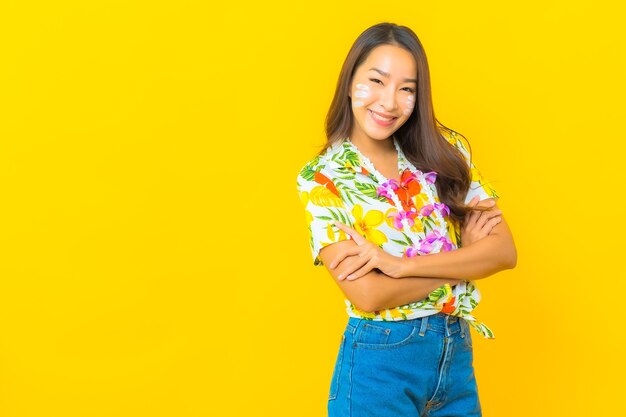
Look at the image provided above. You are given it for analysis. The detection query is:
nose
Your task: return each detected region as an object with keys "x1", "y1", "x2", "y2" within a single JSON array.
[{"x1": 378, "y1": 85, "x2": 398, "y2": 111}]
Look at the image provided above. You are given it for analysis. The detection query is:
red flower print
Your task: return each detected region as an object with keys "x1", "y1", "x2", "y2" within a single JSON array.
[
  {"x1": 441, "y1": 296, "x2": 456, "y2": 314},
  {"x1": 393, "y1": 169, "x2": 421, "y2": 211},
  {"x1": 314, "y1": 171, "x2": 340, "y2": 197}
]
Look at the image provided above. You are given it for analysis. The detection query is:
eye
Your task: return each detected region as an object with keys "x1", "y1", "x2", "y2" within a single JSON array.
[
  {"x1": 402, "y1": 87, "x2": 416, "y2": 93},
  {"x1": 369, "y1": 78, "x2": 383, "y2": 85}
]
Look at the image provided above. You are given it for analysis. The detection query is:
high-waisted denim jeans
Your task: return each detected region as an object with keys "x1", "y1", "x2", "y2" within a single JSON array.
[{"x1": 328, "y1": 312, "x2": 482, "y2": 417}]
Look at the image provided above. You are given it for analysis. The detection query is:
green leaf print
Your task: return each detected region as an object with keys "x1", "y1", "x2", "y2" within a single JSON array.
[
  {"x1": 300, "y1": 167, "x2": 316, "y2": 181},
  {"x1": 402, "y1": 232, "x2": 414, "y2": 245},
  {"x1": 316, "y1": 215, "x2": 333, "y2": 221},
  {"x1": 338, "y1": 210, "x2": 349, "y2": 225},
  {"x1": 355, "y1": 182, "x2": 387, "y2": 202},
  {"x1": 353, "y1": 194, "x2": 369, "y2": 204},
  {"x1": 428, "y1": 286, "x2": 448, "y2": 302},
  {"x1": 422, "y1": 216, "x2": 435, "y2": 230},
  {"x1": 340, "y1": 149, "x2": 360, "y2": 167}
]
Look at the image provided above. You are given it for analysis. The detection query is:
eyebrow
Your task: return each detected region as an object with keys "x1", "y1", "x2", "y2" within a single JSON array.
[{"x1": 368, "y1": 67, "x2": 417, "y2": 84}]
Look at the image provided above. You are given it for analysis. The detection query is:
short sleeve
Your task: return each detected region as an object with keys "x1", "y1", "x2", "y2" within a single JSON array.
[
  {"x1": 444, "y1": 130, "x2": 500, "y2": 204},
  {"x1": 296, "y1": 164, "x2": 352, "y2": 266}
]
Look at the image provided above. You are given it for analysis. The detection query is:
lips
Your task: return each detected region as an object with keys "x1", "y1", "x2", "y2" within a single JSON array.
[{"x1": 368, "y1": 109, "x2": 398, "y2": 127}]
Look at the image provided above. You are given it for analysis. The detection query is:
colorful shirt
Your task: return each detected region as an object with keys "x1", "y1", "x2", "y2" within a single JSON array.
[{"x1": 295, "y1": 128, "x2": 500, "y2": 339}]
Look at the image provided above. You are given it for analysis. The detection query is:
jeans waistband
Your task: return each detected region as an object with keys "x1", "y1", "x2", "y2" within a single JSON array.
[{"x1": 347, "y1": 312, "x2": 464, "y2": 337}]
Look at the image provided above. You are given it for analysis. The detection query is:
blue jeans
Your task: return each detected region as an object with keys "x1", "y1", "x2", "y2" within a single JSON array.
[{"x1": 328, "y1": 313, "x2": 482, "y2": 417}]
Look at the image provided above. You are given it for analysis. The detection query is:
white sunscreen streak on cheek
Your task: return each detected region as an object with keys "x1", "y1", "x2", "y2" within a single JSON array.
[
  {"x1": 403, "y1": 94, "x2": 415, "y2": 115},
  {"x1": 352, "y1": 83, "x2": 370, "y2": 107}
]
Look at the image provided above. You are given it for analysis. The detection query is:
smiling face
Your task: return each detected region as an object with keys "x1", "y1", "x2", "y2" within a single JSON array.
[{"x1": 349, "y1": 44, "x2": 417, "y2": 144}]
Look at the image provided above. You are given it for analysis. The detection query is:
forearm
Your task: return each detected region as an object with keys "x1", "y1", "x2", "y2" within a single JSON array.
[
  {"x1": 400, "y1": 232, "x2": 517, "y2": 280},
  {"x1": 361, "y1": 271, "x2": 462, "y2": 312}
]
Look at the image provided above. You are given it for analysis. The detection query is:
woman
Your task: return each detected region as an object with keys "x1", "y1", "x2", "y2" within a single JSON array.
[{"x1": 296, "y1": 23, "x2": 517, "y2": 417}]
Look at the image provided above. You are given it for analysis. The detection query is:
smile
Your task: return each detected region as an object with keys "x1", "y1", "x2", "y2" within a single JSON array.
[{"x1": 368, "y1": 109, "x2": 398, "y2": 126}]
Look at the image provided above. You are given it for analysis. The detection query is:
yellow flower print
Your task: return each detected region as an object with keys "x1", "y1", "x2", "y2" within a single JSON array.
[
  {"x1": 299, "y1": 190, "x2": 309, "y2": 206},
  {"x1": 447, "y1": 218, "x2": 460, "y2": 247},
  {"x1": 309, "y1": 185, "x2": 344, "y2": 207},
  {"x1": 385, "y1": 208, "x2": 398, "y2": 229},
  {"x1": 299, "y1": 191, "x2": 314, "y2": 225},
  {"x1": 471, "y1": 165, "x2": 498, "y2": 198},
  {"x1": 388, "y1": 308, "x2": 404, "y2": 319},
  {"x1": 352, "y1": 204, "x2": 388, "y2": 245},
  {"x1": 410, "y1": 219, "x2": 424, "y2": 234},
  {"x1": 415, "y1": 192, "x2": 429, "y2": 206},
  {"x1": 325, "y1": 223, "x2": 347, "y2": 242}
]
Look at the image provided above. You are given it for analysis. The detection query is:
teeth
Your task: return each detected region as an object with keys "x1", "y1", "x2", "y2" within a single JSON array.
[{"x1": 370, "y1": 110, "x2": 394, "y2": 121}]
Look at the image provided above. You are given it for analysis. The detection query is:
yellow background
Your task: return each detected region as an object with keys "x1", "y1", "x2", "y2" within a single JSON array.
[{"x1": 1, "y1": 1, "x2": 624, "y2": 416}]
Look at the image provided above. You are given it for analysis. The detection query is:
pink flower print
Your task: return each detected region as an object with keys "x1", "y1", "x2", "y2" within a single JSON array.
[
  {"x1": 423, "y1": 230, "x2": 443, "y2": 244},
  {"x1": 439, "y1": 237, "x2": 454, "y2": 252},
  {"x1": 405, "y1": 240, "x2": 434, "y2": 257},
  {"x1": 405, "y1": 246, "x2": 420, "y2": 258},
  {"x1": 420, "y1": 204, "x2": 434, "y2": 217},
  {"x1": 389, "y1": 210, "x2": 418, "y2": 230},
  {"x1": 434, "y1": 202, "x2": 450, "y2": 217},
  {"x1": 376, "y1": 179, "x2": 400, "y2": 199},
  {"x1": 423, "y1": 171, "x2": 437, "y2": 184},
  {"x1": 405, "y1": 230, "x2": 455, "y2": 257}
]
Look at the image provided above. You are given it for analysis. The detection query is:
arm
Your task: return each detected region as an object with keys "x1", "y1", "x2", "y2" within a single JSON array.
[
  {"x1": 319, "y1": 240, "x2": 463, "y2": 313},
  {"x1": 399, "y1": 205, "x2": 516, "y2": 280},
  {"x1": 331, "y1": 201, "x2": 516, "y2": 282}
]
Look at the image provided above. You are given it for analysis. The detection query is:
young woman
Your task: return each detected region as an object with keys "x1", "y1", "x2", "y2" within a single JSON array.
[{"x1": 296, "y1": 23, "x2": 517, "y2": 417}]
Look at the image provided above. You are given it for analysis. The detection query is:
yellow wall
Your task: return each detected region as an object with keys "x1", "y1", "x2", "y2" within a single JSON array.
[{"x1": 1, "y1": 1, "x2": 624, "y2": 416}]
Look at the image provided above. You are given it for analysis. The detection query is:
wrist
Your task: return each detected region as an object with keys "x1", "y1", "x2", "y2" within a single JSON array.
[{"x1": 398, "y1": 255, "x2": 418, "y2": 278}]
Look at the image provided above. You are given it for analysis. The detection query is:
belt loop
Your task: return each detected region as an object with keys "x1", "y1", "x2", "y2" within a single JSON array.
[{"x1": 419, "y1": 315, "x2": 429, "y2": 336}]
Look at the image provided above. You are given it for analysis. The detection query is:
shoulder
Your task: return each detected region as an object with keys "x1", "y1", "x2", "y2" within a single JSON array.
[
  {"x1": 438, "y1": 125, "x2": 472, "y2": 162},
  {"x1": 295, "y1": 141, "x2": 347, "y2": 187}
]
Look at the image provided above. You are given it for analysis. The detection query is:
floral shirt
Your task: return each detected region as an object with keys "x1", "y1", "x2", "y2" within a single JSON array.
[{"x1": 295, "y1": 129, "x2": 500, "y2": 339}]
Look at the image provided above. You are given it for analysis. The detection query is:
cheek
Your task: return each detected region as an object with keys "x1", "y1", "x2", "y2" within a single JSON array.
[
  {"x1": 402, "y1": 94, "x2": 416, "y2": 115},
  {"x1": 352, "y1": 83, "x2": 372, "y2": 108}
]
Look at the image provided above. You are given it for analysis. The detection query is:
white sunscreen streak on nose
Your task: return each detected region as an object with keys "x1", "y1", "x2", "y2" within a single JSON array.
[
  {"x1": 403, "y1": 94, "x2": 415, "y2": 115},
  {"x1": 352, "y1": 83, "x2": 370, "y2": 108}
]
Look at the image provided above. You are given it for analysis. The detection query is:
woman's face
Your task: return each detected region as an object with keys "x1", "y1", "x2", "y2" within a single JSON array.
[{"x1": 349, "y1": 44, "x2": 417, "y2": 143}]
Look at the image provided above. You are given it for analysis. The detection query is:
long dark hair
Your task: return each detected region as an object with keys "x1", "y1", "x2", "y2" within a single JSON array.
[{"x1": 322, "y1": 22, "x2": 489, "y2": 226}]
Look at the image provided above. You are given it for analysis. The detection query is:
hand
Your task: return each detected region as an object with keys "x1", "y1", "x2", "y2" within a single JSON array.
[
  {"x1": 461, "y1": 196, "x2": 502, "y2": 246},
  {"x1": 329, "y1": 221, "x2": 405, "y2": 281}
]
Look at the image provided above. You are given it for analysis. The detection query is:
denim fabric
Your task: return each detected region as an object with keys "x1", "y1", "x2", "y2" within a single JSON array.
[{"x1": 328, "y1": 312, "x2": 482, "y2": 417}]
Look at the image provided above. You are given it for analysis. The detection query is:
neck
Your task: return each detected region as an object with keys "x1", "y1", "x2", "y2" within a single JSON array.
[{"x1": 349, "y1": 134, "x2": 396, "y2": 158}]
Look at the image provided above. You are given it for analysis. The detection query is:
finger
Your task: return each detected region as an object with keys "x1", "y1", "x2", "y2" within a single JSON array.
[
  {"x1": 475, "y1": 209, "x2": 502, "y2": 228},
  {"x1": 482, "y1": 216, "x2": 503, "y2": 234},
  {"x1": 337, "y1": 255, "x2": 370, "y2": 281},
  {"x1": 475, "y1": 198, "x2": 496, "y2": 209},
  {"x1": 465, "y1": 207, "x2": 480, "y2": 227},
  {"x1": 346, "y1": 259, "x2": 377, "y2": 281},
  {"x1": 329, "y1": 246, "x2": 363, "y2": 269},
  {"x1": 333, "y1": 221, "x2": 367, "y2": 246}
]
